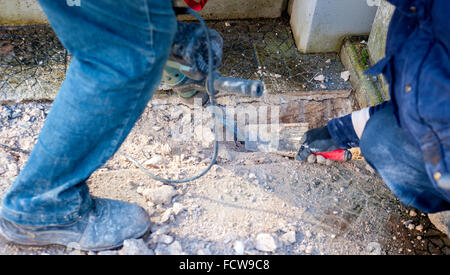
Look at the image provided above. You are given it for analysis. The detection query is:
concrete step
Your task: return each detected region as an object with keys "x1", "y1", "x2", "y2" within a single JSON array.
[{"x1": 339, "y1": 36, "x2": 388, "y2": 109}]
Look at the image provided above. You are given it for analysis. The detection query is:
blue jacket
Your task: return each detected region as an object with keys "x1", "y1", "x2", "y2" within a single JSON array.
[{"x1": 328, "y1": 0, "x2": 450, "y2": 197}]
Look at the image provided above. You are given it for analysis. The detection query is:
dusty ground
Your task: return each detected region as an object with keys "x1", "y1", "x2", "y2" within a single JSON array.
[{"x1": 0, "y1": 98, "x2": 449, "y2": 255}]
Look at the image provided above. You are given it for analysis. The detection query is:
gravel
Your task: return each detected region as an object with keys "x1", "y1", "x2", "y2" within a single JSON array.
[
  {"x1": 255, "y1": 233, "x2": 278, "y2": 253},
  {"x1": 233, "y1": 240, "x2": 245, "y2": 255},
  {"x1": 279, "y1": 231, "x2": 296, "y2": 245},
  {"x1": 142, "y1": 185, "x2": 177, "y2": 205},
  {"x1": 306, "y1": 154, "x2": 316, "y2": 164},
  {"x1": 118, "y1": 239, "x2": 154, "y2": 255},
  {"x1": 1, "y1": 102, "x2": 449, "y2": 255}
]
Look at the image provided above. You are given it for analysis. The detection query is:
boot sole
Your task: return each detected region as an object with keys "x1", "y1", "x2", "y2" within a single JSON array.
[{"x1": 0, "y1": 218, "x2": 151, "y2": 252}]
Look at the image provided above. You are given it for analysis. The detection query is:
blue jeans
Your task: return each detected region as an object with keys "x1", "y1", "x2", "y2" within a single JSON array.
[
  {"x1": 360, "y1": 105, "x2": 450, "y2": 214},
  {"x1": 1, "y1": 0, "x2": 177, "y2": 226}
]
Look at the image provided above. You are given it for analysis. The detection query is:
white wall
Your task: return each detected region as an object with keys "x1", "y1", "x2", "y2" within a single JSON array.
[
  {"x1": 290, "y1": 0, "x2": 378, "y2": 53},
  {"x1": 0, "y1": 0, "x2": 288, "y2": 25},
  {"x1": 174, "y1": 0, "x2": 288, "y2": 20}
]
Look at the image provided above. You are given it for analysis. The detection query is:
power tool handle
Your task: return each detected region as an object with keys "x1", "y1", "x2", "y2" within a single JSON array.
[{"x1": 313, "y1": 149, "x2": 352, "y2": 162}]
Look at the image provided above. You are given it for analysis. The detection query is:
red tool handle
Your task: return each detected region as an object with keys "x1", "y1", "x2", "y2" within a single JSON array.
[
  {"x1": 313, "y1": 149, "x2": 352, "y2": 162},
  {"x1": 184, "y1": 0, "x2": 208, "y2": 11}
]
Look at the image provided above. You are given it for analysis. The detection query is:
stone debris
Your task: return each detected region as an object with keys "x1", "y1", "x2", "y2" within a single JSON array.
[
  {"x1": 341, "y1": 71, "x2": 350, "y2": 82},
  {"x1": 160, "y1": 144, "x2": 172, "y2": 156},
  {"x1": 149, "y1": 226, "x2": 175, "y2": 246},
  {"x1": 409, "y1": 210, "x2": 417, "y2": 217},
  {"x1": 428, "y1": 212, "x2": 449, "y2": 235},
  {"x1": 160, "y1": 208, "x2": 172, "y2": 223},
  {"x1": 366, "y1": 242, "x2": 382, "y2": 255},
  {"x1": 144, "y1": 155, "x2": 165, "y2": 166},
  {"x1": 159, "y1": 234, "x2": 175, "y2": 245},
  {"x1": 279, "y1": 231, "x2": 296, "y2": 245},
  {"x1": 305, "y1": 230, "x2": 312, "y2": 238},
  {"x1": 142, "y1": 185, "x2": 177, "y2": 205},
  {"x1": 305, "y1": 245, "x2": 313, "y2": 255},
  {"x1": 314, "y1": 74, "x2": 325, "y2": 82},
  {"x1": 0, "y1": 154, "x2": 19, "y2": 177},
  {"x1": 136, "y1": 186, "x2": 145, "y2": 195},
  {"x1": 151, "y1": 234, "x2": 174, "y2": 245},
  {"x1": 307, "y1": 154, "x2": 316, "y2": 164},
  {"x1": 197, "y1": 248, "x2": 212, "y2": 255},
  {"x1": 307, "y1": 154, "x2": 333, "y2": 166},
  {"x1": 166, "y1": 241, "x2": 184, "y2": 255},
  {"x1": 365, "y1": 164, "x2": 375, "y2": 174},
  {"x1": 316, "y1": 155, "x2": 326, "y2": 165},
  {"x1": 118, "y1": 239, "x2": 154, "y2": 255},
  {"x1": 223, "y1": 232, "x2": 237, "y2": 244},
  {"x1": 255, "y1": 233, "x2": 277, "y2": 253},
  {"x1": 233, "y1": 240, "x2": 245, "y2": 255},
  {"x1": 415, "y1": 224, "x2": 424, "y2": 232},
  {"x1": 172, "y1": 202, "x2": 185, "y2": 216},
  {"x1": 151, "y1": 224, "x2": 170, "y2": 235}
]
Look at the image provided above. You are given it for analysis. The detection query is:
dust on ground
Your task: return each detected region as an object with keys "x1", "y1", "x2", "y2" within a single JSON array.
[{"x1": 0, "y1": 99, "x2": 449, "y2": 255}]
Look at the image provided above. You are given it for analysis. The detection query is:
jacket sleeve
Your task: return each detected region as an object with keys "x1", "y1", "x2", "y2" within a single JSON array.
[{"x1": 327, "y1": 101, "x2": 391, "y2": 149}]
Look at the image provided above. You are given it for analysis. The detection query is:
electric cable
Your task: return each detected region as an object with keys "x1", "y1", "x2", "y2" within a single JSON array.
[{"x1": 118, "y1": 8, "x2": 219, "y2": 186}]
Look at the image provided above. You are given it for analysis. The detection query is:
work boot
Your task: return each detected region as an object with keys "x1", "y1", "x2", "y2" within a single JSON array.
[
  {"x1": 428, "y1": 211, "x2": 450, "y2": 237},
  {"x1": 0, "y1": 198, "x2": 150, "y2": 251}
]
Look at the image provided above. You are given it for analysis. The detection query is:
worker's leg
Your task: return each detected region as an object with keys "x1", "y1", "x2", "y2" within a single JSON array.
[
  {"x1": 1, "y1": 0, "x2": 176, "y2": 227},
  {"x1": 360, "y1": 105, "x2": 450, "y2": 214}
]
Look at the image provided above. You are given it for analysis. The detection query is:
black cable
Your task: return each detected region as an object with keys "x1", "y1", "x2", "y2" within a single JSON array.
[{"x1": 119, "y1": 9, "x2": 218, "y2": 186}]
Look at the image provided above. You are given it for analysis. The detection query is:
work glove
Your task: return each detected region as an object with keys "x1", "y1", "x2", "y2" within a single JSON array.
[
  {"x1": 170, "y1": 21, "x2": 223, "y2": 79},
  {"x1": 296, "y1": 126, "x2": 341, "y2": 162}
]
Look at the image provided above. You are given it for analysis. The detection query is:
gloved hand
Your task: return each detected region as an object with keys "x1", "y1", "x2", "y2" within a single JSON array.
[
  {"x1": 170, "y1": 21, "x2": 223, "y2": 80},
  {"x1": 296, "y1": 126, "x2": 340, "y2": 162}
]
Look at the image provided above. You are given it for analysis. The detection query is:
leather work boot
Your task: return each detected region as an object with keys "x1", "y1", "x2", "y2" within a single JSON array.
[
  {"x1": 0, "y1": 198, "x2": 150, "y2": 251},
  {"x1": 428, "y1": 211, "x2": 450, "y2": 237}
]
